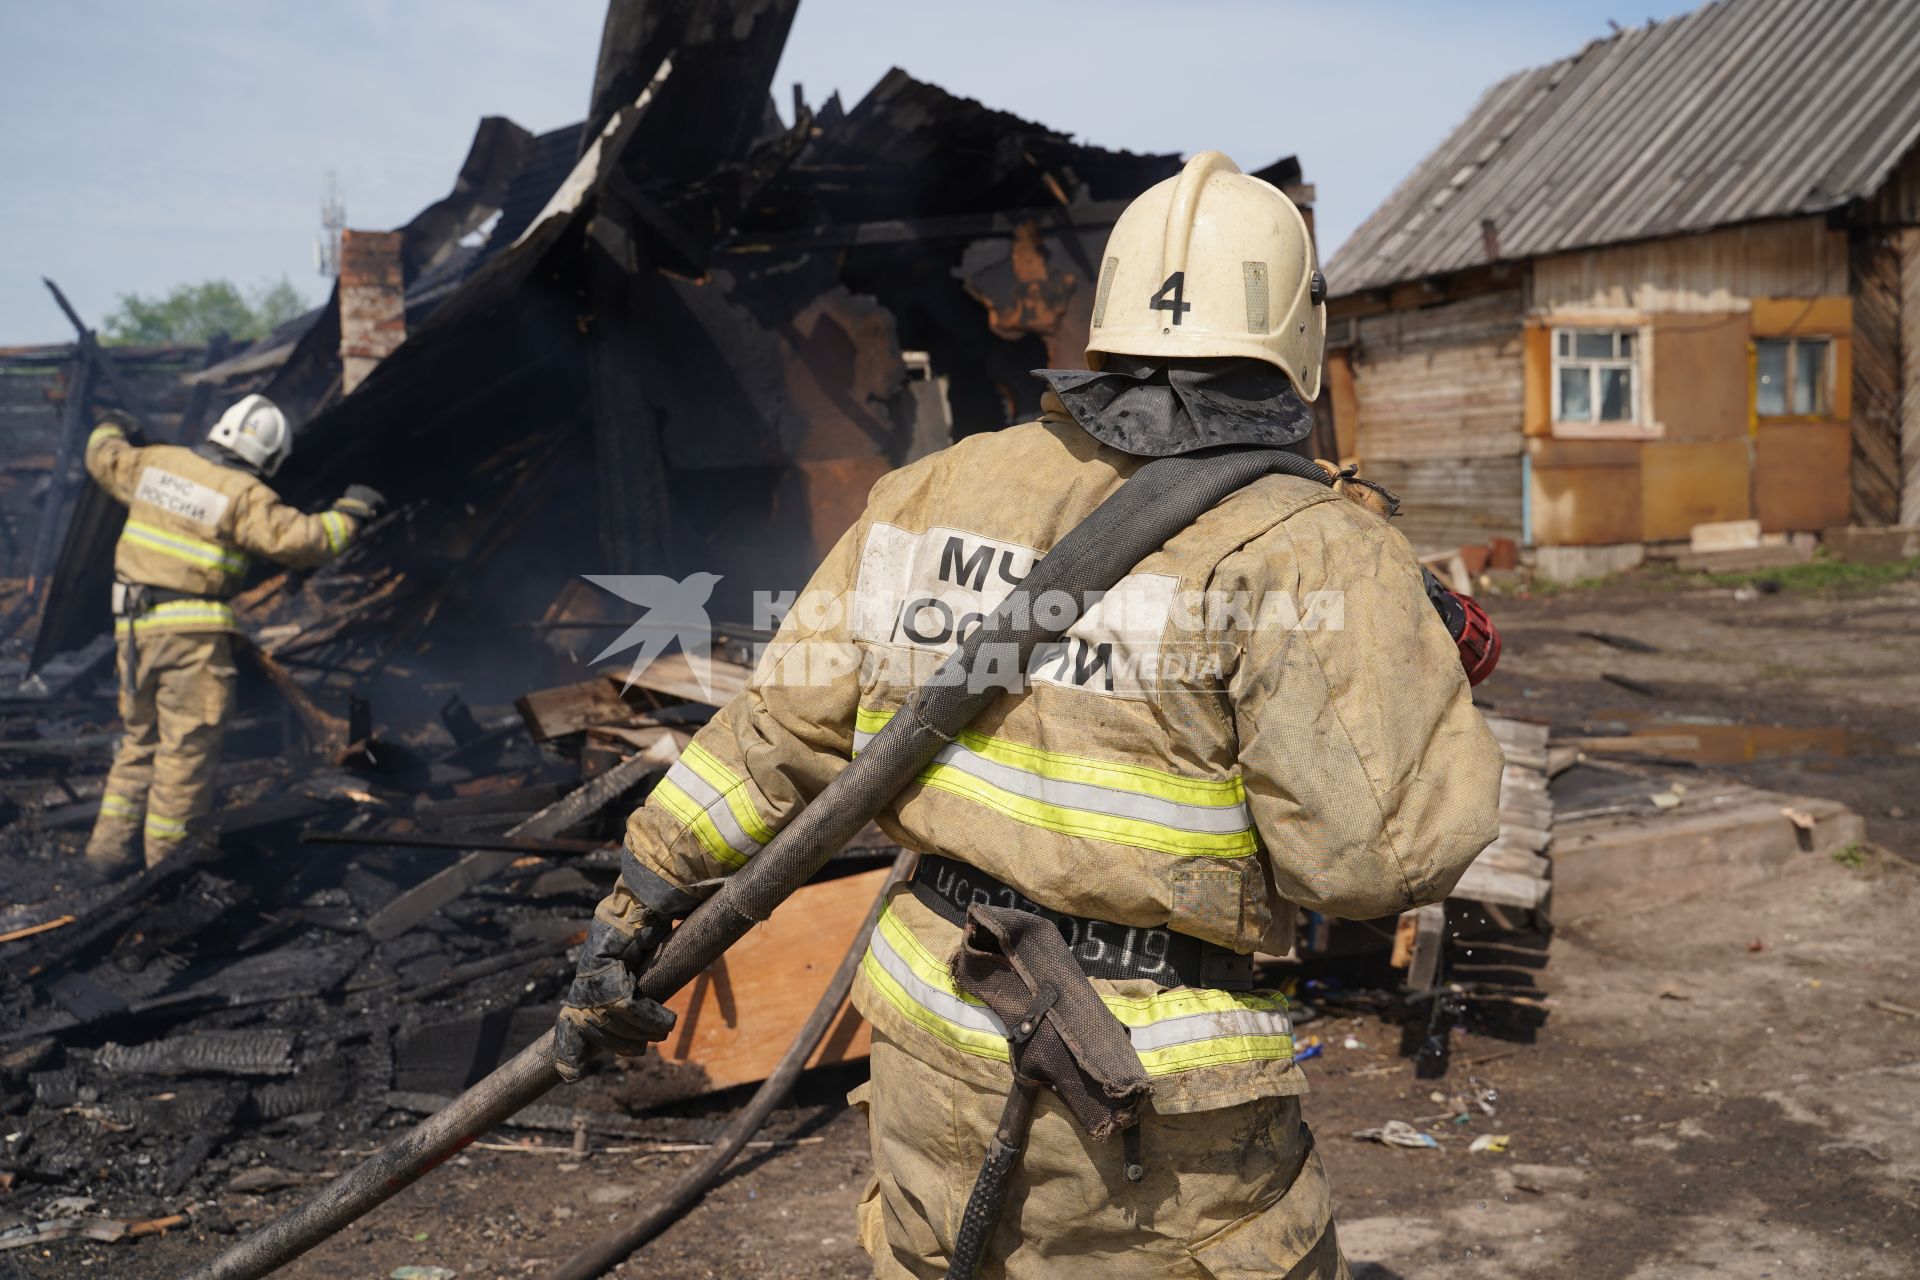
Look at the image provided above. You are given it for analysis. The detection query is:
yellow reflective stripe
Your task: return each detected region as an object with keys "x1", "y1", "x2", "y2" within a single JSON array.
[
  {"x1": 144, "y1": 812, "x2": 189, "y2": 839},
  {"x1": 856, "y1": 706, "x2": 1245, "y2": 807},
  {"x1": 88, "y1": 424, "x2": 125, "y2": 449},
  {"x1": 651, "y1": 776, "x2": 750, "y2": 869},
  {"x1": 914, "y1": 765, "x2": 1256, "y2": 857},
  {"x1": 864, "y1": 905, "x2": 1293, "y2": 1074},
  {"x1": 120, "y1": 520, "x2": 248, "y2": 574},
  {"x1": 113, "y1": 600, "x2": 238, "y2": 634},
  {"x1": 320, "y1": 510, "x2": 353, "y2": 555},
  {"x1": 681, "y1": 740, "x2": 777, "y2": 845},
  {"x1": 864, "y1": 908, "x2": 1009, "y2": 1060},
  {"x1": 855, "y1": 705, "x2": 1256, "y2": 858},
  {"x1": 99, "y1": 793, "x2": 142, "y2": 819}
]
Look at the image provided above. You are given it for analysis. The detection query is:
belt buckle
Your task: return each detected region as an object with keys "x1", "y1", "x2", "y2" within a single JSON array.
[{"x1": 1198, "y1": 948, "x2": 1257, "y2": 991}]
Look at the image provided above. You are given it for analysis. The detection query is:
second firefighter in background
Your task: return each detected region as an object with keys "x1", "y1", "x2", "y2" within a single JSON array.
[{"x1": 82, "y1": 395, "x2": 383, "y2": 876}]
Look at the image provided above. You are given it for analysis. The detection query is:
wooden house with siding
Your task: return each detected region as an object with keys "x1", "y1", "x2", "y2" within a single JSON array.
[{"x1": 1322, "y1": 0, "x2": 1920, "y2": 568}]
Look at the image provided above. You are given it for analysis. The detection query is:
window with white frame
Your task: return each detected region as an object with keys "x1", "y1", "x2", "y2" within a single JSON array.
[
  {"x1": 1754, "y1": 337, "x2": 1831, "y2": 418},
  {"x1": 1553, "y1": 328, "x2": 1639, "y2": 424}
]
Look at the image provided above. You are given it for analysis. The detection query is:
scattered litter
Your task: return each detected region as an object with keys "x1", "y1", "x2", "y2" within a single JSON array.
[
  {"x1": 1292, "y1": 1035, "x2": 1323, "y2": 1063},
  {"x1": 1746, "y1": 939, "x2": 1766, "y2": 953},
  {"x1": 391, "y1": 1268, "x2": 458, "y2": 1280},
  {"x1": 1468, "y1": 1135, "x2": 1510, "y2": 1154},
  {"x1": 1352, "y1": 1121, "x2": 1438, "y2": 1150},
  {"x1": 1342, "y1": 1036, "x2": 1365, "y2": 1050},
  {"x1": 1650, "y1": 790, "x2": 1682, "y2": 810}
]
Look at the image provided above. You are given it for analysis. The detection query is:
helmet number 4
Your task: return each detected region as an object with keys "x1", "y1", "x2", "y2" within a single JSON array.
[{"x1": 1149, "y1": 271, "x2": 1192, "y2": 325}]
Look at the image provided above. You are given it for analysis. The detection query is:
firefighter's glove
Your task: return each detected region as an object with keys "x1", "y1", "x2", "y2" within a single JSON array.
[
  {"x1": 96, "y1": 409, "x2": 144, "y2": 446},
  {"x1": 331, "y1": 484, "x2": 387, "y2": 522},
  {"x1": 552, "y1": 888, "x2": 675, "y2": 1082}
]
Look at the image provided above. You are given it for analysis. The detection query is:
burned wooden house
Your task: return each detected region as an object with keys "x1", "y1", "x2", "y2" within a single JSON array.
[
  {"x1": 1322, "y1": 0, "x2": 1920, "y2": 574},
  {"x1": 23, "y1": 0, "x2": 1312, "y2": 716}
]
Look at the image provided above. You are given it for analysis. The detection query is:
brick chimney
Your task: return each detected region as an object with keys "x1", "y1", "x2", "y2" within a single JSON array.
[{"x1": 338, "y1": 229, "x2": 405, "y2": 394}]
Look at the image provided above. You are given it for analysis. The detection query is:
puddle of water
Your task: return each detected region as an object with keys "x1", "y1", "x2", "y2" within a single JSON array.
[{"x1": 1575, "y1": 712, "x2": 1901, "y2": 763}]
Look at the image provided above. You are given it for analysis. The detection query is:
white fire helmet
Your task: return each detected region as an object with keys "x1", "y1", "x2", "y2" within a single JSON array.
[
  {"x1": 1086, "y1": 151, "x2": 1325, "y2": 402},
  {"x1": 207, "y1": 395, "x2": 291, "y2": 477}
]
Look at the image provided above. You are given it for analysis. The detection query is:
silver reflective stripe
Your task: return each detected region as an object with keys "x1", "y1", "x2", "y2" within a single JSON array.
[
  {"x1": 662, "y1": 759, "x2": 765, "y2": 859},
  {"x1": 1126, "y1": 1007, "x2": 1292, "y2": 1053},
  {"x1": 867, "y1": 922, "x2": 1006, "y2": 1038},
  {"x1": 872, "y1": 918, "x2": 1290, "y2": 1055},
  {"x1": 852, "y1": 728, "x2": 1250, "y2": 836}
]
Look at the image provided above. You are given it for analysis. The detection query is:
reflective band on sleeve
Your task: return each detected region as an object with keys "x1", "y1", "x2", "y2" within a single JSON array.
[
  {"x1": 119, "y1": 520, "x2": 248, "y2": 575},
  {"x1": 651, "y1": 771, "x2": 765, "y2": 871},
  {"x1": 88, "y1": 424, "x2": 125, "y2": 450},
  {"x1": 144, "y1": 812, "x2": 190, "y2": 841},
  {"x1": 854, "y1": 706, "x2": 1255, "y2": 858},
  {"x1": 862, "y1": 904, "x2": 1293, "y2": 1075},
  {"x1": 99, "y1": 792, "x2": 142, "y2": 820},
  {"x1": 113, "y1": 599, "x2": 238, "y2": 635},
  {"x1": 680, "y1": 741, "x2": 777, "y2": 844},
  {"x1": 320, "y1": 510, "x2": 353, "y2": 555}
]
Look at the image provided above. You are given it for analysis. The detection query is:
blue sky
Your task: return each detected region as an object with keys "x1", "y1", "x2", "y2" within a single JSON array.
[{"x1": 0, "y1": 1, "x2": 1697, "y2": 344}]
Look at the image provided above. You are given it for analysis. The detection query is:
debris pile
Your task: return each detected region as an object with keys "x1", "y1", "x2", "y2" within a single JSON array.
[{"x1": 0, "y1": 0, "x2": 1557, "y2": 1261}]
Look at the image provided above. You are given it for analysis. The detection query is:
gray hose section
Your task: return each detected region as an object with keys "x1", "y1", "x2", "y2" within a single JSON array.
[
  {"x1": 545, "y1": 850, "x2": 916, "y2": 1280},
  {"x1": 177, "y1": 446, "x2": 1327, "y2": 1280}
]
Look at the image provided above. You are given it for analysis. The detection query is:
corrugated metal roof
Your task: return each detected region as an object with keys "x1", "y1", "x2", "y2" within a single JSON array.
[{"x1": 1327, "y1": 0, "x2": 1920, "y2": 295}]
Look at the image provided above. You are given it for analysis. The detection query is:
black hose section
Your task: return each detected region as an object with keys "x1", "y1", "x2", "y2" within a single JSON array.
[
  {"x1": 176, "y1": 446, "x2": 1327, "y2": 1280},
  {"x1": 545, "y1": 850, "x2": 917, "y2": 1280}
]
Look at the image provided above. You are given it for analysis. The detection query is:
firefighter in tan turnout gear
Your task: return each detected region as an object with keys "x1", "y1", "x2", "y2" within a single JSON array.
[
  {"x1": 82, "y1": 395, "x2": 384, "y2": 876},
  {"x1": 556, "y1": 152, "x2": 1503, "y2": 1277}
]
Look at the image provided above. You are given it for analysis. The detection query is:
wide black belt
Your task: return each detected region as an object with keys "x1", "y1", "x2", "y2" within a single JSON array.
[
  {"x1": 909, "y1": 854, "x2": 1256, "y2": 991},
  {"x1": 112, "y1": 580, "x2": 217, "y2": 618}
]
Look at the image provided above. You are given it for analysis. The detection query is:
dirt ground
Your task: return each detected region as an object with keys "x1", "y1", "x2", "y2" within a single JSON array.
[{"x1": 12, "y1": 564, "x2": 1920, "y2": 1279}]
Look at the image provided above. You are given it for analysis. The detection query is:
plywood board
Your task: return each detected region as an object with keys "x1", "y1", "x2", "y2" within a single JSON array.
[
  {"x1": 656, "y1": 867, "x2": 889, "y2": 1091},
  {"x1": 1755, "y1": 421, "x2": 1852, "y2": 532},
  {"x1": 1651, "y1": 313, "x2": 1749, "y2": 442},
  {"x1": 1523, "y1": 322, "x2": 1552, "y2": 436},
  {"x1": 1751, "y1": 296, "x2": 1852, "y2": 336},
  {"x1": 1639, "y1": 439, "x2": 1751, "y2": 541},
  {"x1": 1528, "y1": 437, "x2": 1642, "y2": 546},
  {"x1": 1326, "y1": 348, "x2": 1359, "y2": 460}
]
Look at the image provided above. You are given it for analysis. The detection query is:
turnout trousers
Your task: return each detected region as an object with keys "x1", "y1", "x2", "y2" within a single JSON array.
[
  {"x1": 84, "y1": 629, "x2": 237, "y2": 870},
  {"x1": 852, "y1": 1030, "x2": 1351, "y2": 1280}
]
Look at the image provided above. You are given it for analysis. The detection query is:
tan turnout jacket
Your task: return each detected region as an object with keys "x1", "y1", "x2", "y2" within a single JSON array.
[
  {"x1": 85, "y1": 421, "x2": 358, "y2": 634},
  {"x1": 620, "y1": 404, "x2": 1503, "y2": 1111}
]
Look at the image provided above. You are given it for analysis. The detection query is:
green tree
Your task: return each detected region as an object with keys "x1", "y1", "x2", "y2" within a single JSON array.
[{"x1": 101, "y1": 277, "x2": 312, "y2": 345}]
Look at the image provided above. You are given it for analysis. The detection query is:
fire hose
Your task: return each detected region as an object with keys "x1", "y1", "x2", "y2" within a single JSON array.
[
  {"x1": 544, "y1": 848, "x2": 916, "y2": 1280},
  {"x1": 179, "y1": 445, "x2": 1337, "y2": 1280}
]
